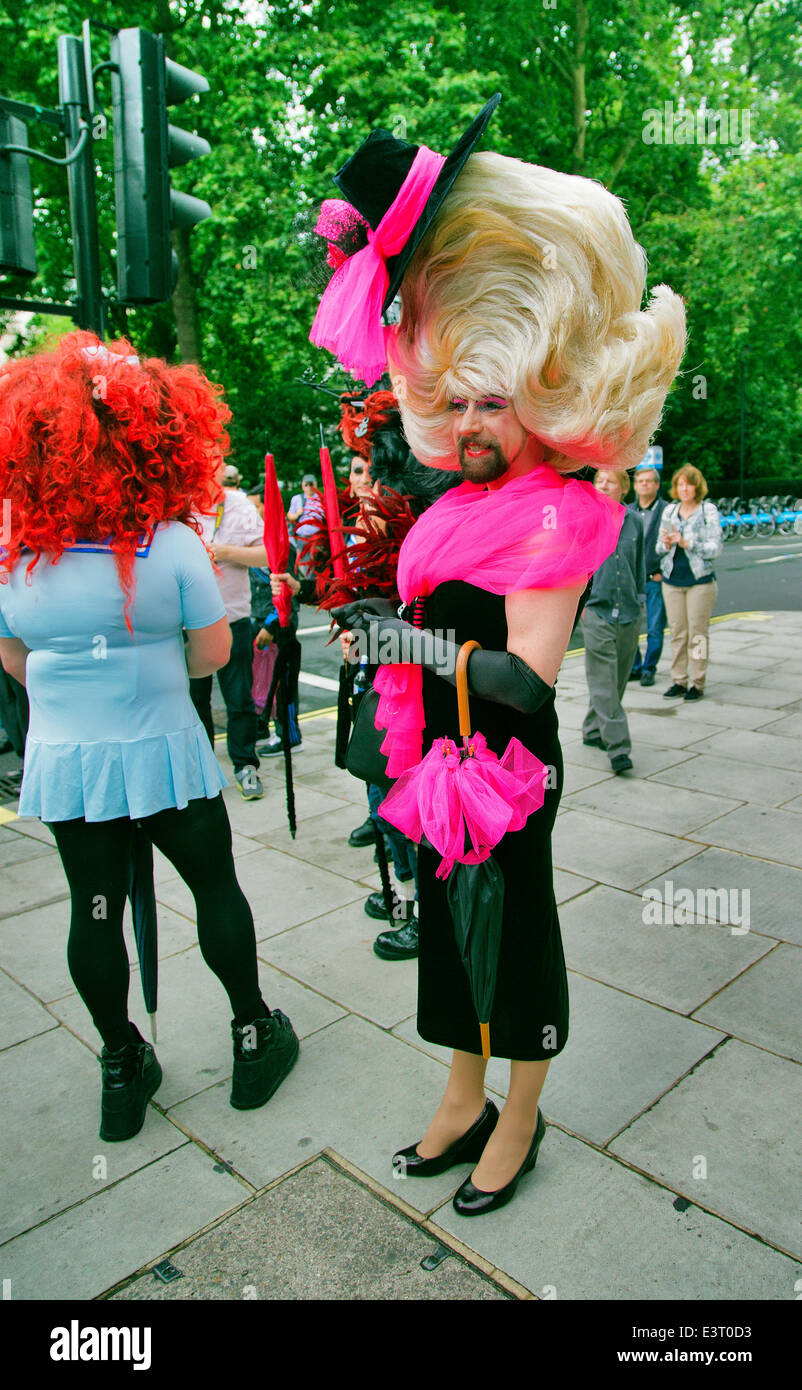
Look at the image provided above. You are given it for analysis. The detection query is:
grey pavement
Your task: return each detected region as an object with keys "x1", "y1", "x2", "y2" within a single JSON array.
[{"x1": 1, "y1": 609, "x2": 801, "y2": 1301}]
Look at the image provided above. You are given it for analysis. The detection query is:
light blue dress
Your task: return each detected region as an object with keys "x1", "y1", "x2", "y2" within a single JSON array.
[{"x1": 0, "y1": 521, "x2": 228, "y2": 822}]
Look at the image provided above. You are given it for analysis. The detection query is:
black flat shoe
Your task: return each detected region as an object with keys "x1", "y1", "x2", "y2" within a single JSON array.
[
  {"x1": 392, "y1": 1099, "x2": 499, "y2": 1178},
  {"x1": 452, "y1": 1107, "x2": 546, "y2": 1216}
]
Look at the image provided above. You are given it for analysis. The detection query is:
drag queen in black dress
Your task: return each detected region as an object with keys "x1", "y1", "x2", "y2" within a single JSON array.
[{"x1": 313, "y1": 98, "x2": 686, "y2": 1213}]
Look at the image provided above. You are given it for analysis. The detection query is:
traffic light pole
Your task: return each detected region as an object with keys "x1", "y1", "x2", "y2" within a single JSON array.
[{"x1": 57, "y1": 34, "x2": 103, "y2": 334}]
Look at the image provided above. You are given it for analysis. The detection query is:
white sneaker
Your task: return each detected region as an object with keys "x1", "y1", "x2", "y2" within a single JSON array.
[
  {"x1": 235, "y1": 766, "x2": 263, "y2": 799},
  {"x1": 255, "y1": 734, "x2": 282, "y2": 756}
]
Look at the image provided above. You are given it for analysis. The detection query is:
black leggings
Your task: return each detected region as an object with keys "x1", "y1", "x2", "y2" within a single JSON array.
[{"x1": 49, "y1": 794, "x2": 265, "y2": 1050}]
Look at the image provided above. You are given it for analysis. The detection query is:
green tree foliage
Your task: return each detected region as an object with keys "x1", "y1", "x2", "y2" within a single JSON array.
[{"x1": 1, "y1": 0, "x2": 800, "y2": 487}]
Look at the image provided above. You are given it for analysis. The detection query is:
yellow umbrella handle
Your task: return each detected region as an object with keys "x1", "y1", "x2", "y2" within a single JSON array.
[{"x1": 456, "y1": 640, "x2": 482, "y2": 738}]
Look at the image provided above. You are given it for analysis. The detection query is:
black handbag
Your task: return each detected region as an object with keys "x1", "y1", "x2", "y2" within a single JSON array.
[{"x1": 345, "y1": 686, "x2": 393, "y2": 794}]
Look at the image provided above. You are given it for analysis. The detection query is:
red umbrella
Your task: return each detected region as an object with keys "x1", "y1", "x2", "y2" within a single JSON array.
[
  {"x1": 262, "y1": 438, "x2": 296, "y2": 835},
  {"x1": 263, "y1": 441, "x2": 291, "y2": 626},
  {"x1": 319, "y1": 423, "x2": 347, "y2": 581}
]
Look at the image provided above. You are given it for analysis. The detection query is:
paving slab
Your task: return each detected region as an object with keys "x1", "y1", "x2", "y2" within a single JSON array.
[
  {"x1": 552, "y1": 867, "x2": 596, "y2": 904},
  {"x1": 0, "y1": 827, "x2": 58, "y2": 870},
  {"x1": 651, "y1": 753, "x2": 802, "y2": 808},
  {"x1": 292, "y1": 766, "x2": 368, "y2": 806},
  {"x1": 667, "y1": 699, "x2": 792, "y2": 731},
  {"x1": 429, "y1": 1123, "x2": 801, "y2": 1300},
  {"x1": 156, "y1": 844, "x2": 364, "y2": 941},
  {"x1": 0, "y1": 853, "x2": 69, "y2": 919},
  {"x1": 627, "y1": 709, "x2": 733, "y2": 745},
  {"x1": 0, "y1": 899, "x2": 205, "y2": 1005},
  {"x1": 760, "y1": 711, "x2": 802, "y2": 740},
  {"x1": 560, "y1": 738, "x2": 689, "y2": 776},
  {"x1": 255, "y1": 808, "x2": 378, "y2": 881},
  {"x1": 639, "y1": 847, "x2": 802, "y2": 946},
  {"x1": 690, "y1": 728, "x2": 802, "y2": 773},
  {"x1": 609, "y1": 1040, "x2": 802, "y2": 1259},
  {"x1": 0, "y1": 970, "x2": 60, "y2": 1049},
  {"x1": 112, "y1": 1157, "x2": 508, "y2": 1302},
  {"x1": 169, "y1": 1015, "x2": 467, "y2": 1215},
  {"x1": 530, "y1": 973, "x2": 725, "y2": 1145},
  {"x1": 686, "y1": 804, "x2": 802, "y2": 869},
  {"x1": 781, "y1": 794, "x2": 802, "y2": 813},
  {"x1": 0, "y1": 1144, "x2": 247, "y2": 1300},
  {"x1": 691, "y1": 944, "x2": 802, "y2": 1062},
  {"x1": 552, "y1": 810, "x2": 701, "y2": 890},
  {"x1": 561, "y1": 777, "x2": 738, "y2": 836},
  {"x1": 0, "y1": 1029, "x2": 186, "y2": 1245},
  {"x1": 220, "y1": 781, "x2": 352, "y2": 837},
  {"x1": 559, "y1": 884, "x2": 774, "y2": 1014},
  {"x1": 49, "y1": 949, "x2": 346, "y2": 1108},
  {"x1": 747, "y1": 672, "x2": 802, "y2": 695},
  {"x1": 560, "y1": 762, "x2": 615, "y2": 795},
  {"x1": 260, "y1": 904, "x2": 417, "y2": 1029},
  {"x1": 0, "y1": 816, "x2": 55, "y2": 845}
]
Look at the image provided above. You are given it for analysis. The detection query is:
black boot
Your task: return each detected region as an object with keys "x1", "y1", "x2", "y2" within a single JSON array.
[
  {"x1": 230, "y1": 1009, "x2": 299, "y2": 1110},
  {"x1": 373, "y1": 917, "x2": 419, "y2": 961},
  {"x1": 349, "y1": 817, "x2": 375, "y2": 848},
  {"x1": 98, "y1": 1023, "x2": 162, "y2": 1142}
]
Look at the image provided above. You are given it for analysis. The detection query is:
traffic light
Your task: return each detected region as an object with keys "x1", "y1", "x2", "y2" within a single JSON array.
[
  {"x1": 110, "y1": 27, "x2": 211, "y2": 304},
  {"x1": 0, "y1": 114, "x2": 37, "y2": 277}
]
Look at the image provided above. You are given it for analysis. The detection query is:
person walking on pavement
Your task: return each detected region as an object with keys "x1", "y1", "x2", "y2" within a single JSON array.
[
  {"x1": 627, "y1": 463, "x2": 667, "y2": 687},
  {"x1": 580, "y1": 470, "x2": 646, "y2": 773},
  {"x1": 0, "y1": 332, "x2": 298, "y2": 1142},
  {"x1": 191, "y1": 460, "x2": 269, "y2": 799},
  {"x1": 657, "y1": 465, "x2": 723, "y2": 701}
]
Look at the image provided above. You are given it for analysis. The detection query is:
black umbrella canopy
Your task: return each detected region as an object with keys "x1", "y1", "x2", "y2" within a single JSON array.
[{"x1": 446, "y1": 855, "x2": 505, "y2": 1059}]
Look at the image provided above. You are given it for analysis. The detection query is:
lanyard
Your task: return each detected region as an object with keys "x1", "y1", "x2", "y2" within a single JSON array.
[{"x1": 212, "y1": 501, "x2": 224, "y2": 538}]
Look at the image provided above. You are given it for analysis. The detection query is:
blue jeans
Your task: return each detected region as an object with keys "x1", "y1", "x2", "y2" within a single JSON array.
[
  {"x1": 630, "y1": 578, "x2": 666, "y2": 676},
  {"x1": 367, "y1": 782, "x2": 418, "y2": 894}
]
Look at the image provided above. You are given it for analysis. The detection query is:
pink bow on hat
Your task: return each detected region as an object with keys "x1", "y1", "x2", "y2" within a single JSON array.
[{"x1": 309, "y1": 146, "x2": 446, "y2": 386}]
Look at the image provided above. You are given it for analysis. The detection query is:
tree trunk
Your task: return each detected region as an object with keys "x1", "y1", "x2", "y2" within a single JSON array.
[
  {"x1": 571, "y1": 0, "x2": 588, "y2": 172},
  {"x1": 171, "y1": 226, "x2": 202, "y2": 365}
]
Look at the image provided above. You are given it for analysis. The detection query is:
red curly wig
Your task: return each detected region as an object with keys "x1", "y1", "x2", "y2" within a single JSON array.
[
  {"x1": 337, "y1": 389, "x2": 398, "y2": 459},
  {"x1": 0, "y1": 330, "x2": 230, "y2": 626}
]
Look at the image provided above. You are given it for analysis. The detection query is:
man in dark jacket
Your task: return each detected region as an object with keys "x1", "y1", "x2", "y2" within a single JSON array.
[
  {"x1": 627, "y1": 464, "x2": 667, "y2": 686},
  {"x1": 581, "y1": 470, "x2": 646, "y2": 773}
]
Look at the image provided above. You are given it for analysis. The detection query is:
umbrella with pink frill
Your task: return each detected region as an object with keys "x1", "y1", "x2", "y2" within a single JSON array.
[{"x1": 378, "y1": 642, "x2": 549, "y2": 1058}]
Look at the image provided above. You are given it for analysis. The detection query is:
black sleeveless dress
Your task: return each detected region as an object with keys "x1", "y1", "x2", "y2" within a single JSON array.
[{"x1": 416, "y1": 579, "x2": 578, "y2": 1062}]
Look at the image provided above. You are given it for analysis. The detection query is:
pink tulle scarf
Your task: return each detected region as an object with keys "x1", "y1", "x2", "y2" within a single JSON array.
[{"x1": 373, "y1": 464, "x2": 625, "y2": 776}]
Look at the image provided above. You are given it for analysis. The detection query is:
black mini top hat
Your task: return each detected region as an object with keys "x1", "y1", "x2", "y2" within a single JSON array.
[{"x1": 333, "y1": 93, "x2": 501, "y2": 311}]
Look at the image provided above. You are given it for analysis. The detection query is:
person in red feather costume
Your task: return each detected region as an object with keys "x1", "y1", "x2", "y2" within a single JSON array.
[{"x1": 272, "y1": 389, "x2": 459, "y2": 958}]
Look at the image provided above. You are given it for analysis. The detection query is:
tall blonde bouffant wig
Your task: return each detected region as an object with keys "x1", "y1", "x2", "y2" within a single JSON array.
[{"x1": 386, "y1": 152, "x2": 686, "y2": 473}]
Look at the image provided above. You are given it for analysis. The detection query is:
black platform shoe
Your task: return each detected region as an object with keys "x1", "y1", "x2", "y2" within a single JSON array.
[
  {"x1": 452, "y1": 1107, "x2": 546, "y2": 1216},
  {"x1": 230, "y1": 1009, "x2": 299, "y2": 1110},
  {"x1": 392, "y1": 1099, "x2": 499, "y2": 1177},
  {"x1": 98, "y1": 1023, "x2": 162, "y2": 1142}
]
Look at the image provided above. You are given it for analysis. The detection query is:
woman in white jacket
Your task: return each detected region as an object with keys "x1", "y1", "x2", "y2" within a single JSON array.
[{"x1": 657, "y1": 465, "x2": 723, "y2": 700}]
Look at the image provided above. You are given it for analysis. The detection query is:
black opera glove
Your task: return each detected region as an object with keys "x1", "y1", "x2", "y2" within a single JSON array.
[
  {"x1": 331, "y1": 598, "x2": 399, "y2": 630},
  {"x1": 420, "y1": 635, "x2": 555, "y2": 714},
  {"x1": 330, "y1": 607, "x2": 555, "y2": 709}
]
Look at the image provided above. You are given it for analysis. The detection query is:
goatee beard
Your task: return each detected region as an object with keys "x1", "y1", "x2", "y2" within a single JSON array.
[{"x1": 457, "y1": 438, "x2": 509, "y2": 483}]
